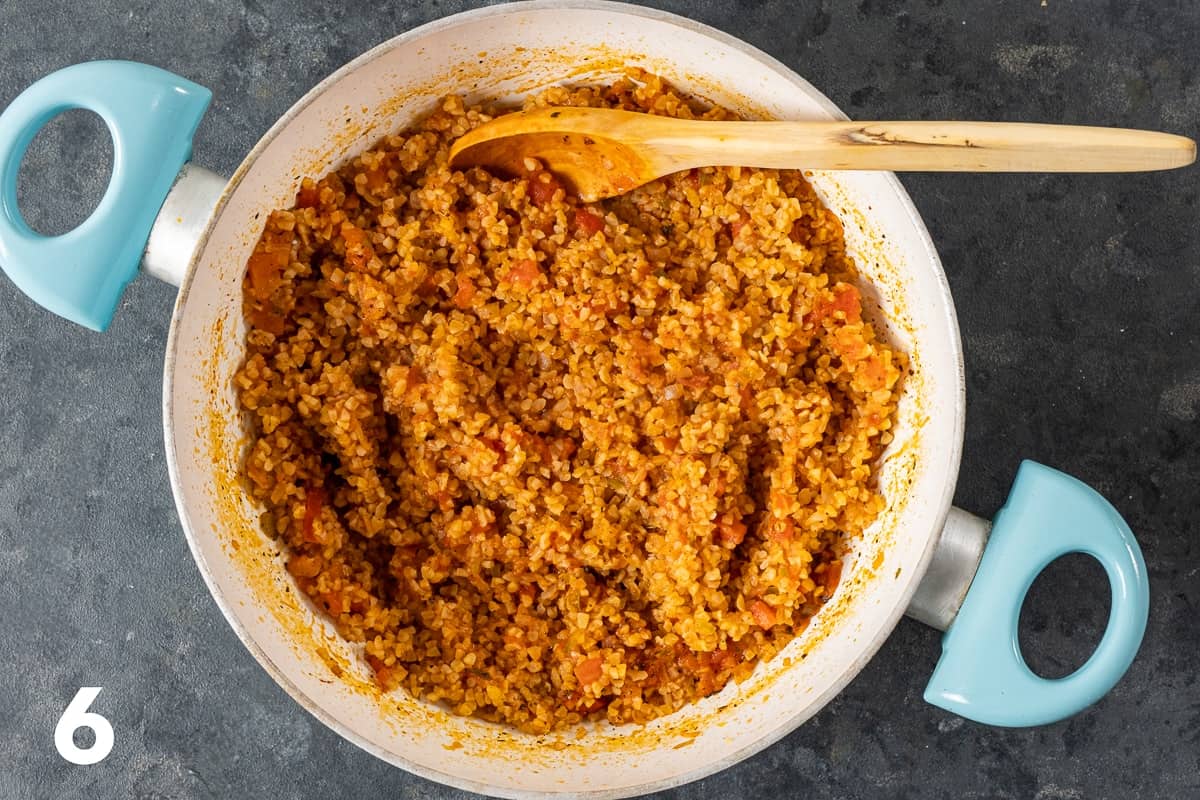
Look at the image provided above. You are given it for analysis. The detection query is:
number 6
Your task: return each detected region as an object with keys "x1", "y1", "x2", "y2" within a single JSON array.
[{"x1": 54, "y1": 687, "x2": 114, "y2": 765}]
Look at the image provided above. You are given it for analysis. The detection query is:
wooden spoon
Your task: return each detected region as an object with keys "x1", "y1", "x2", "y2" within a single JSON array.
[{"x1": 448, "y1": 107, "x2": 1196, "y2": 201}]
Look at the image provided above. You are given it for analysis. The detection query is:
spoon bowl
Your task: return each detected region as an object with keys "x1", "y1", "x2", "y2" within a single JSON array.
[{"x1": 449, "y1": 108, "x2": 663, "y2": 200}]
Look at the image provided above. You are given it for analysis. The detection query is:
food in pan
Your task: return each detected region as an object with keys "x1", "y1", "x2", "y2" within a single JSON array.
[{"x1": 234, "y1": 72, "x2": 903, "y2": 734}]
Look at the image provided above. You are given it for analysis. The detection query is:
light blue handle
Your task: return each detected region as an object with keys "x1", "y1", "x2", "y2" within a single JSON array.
[
  {"x1": 0, "y1": 61, "x2": 211, "y2": 331},
  {"x1": 925, "y1": 460, "x2": 1149, "y2": 726}
]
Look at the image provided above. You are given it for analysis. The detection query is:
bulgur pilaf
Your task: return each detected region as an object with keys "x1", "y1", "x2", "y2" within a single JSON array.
[{"x1": 234, "y1": 73, "x2": 903, "y2": 734}]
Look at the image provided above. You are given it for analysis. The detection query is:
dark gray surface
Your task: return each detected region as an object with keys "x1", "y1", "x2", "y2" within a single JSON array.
[{"x1": 0, "y1": 1, "x2": 1195, "y2": 797}]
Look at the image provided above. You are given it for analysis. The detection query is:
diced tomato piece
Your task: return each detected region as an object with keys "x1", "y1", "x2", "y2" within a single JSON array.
[
  {"x1": 341, "y1": 222, "x2": 369, "y2": 248},
  {"x1": 452, "y1": 275, "x2": 477, "y2": 309},
  {"x1": 505, "y1": 258, "x2": 542, "y2": 289},
  {"x1": 246, "y1": 236, "x2": 290, "y2": 301},
  {"x1": 341, "y1": 222, "x2": 375, "y2": 271},
  {"x1": 711, "y1": 648, "x2": 737, "y2": 672},
  {"x1": 574, "y1": 208, "x2": 604, "y2": 236},
  {"x1": 834, "y1": 326, "x2": 869, "y2": 361},
  {"x1": 295, "y1": 181, "x2": 320, "y2": 209},
  {"x1": 574, "y1": 656, "x2": 603, "y2": 686},
  {"x1": 365, "y1": 654, "x2": 397, "y2": 687},
  {"x1": 320, "y1": 590, "x2": 346, "y2": 615},
  {"x1": 805, "y1": 282, "x2": 862, "y2": 328},
  {"x1": 302, "y1": 486, "x2": 326, "y2": 543},
  {"x1": 480, "y1": 436, "x2": 507, "y2": 465},
  {"x1": 364, "y1": 167, "x2": 389, "y2": 194},
  {"x1": 431, "y1": 489, "x2": 454, "y2": 513},
  {"x1": 859, "y1": 353, "x2": 888, "y2": 391},
  {"x1": 247, "y1": 305, "x2": 286, "y2": 336},
  {"x1": 750, "y1": 599, "x2": 777, "y2": 629},
  {"x1": 829, "y1": 282, "x2": 862, "y2": 322},
  {"x1": 820, "y1": 560, "x2": 844, "y2": 599},
  {"x1": 416, "y1": 273, "x2": 440, "y2": 297},
  {"x1": 522, "y1": 432, "x2": 552, "y2": 464},
  {"x1": 717, "y1": 517, "x2": 748, "y2": 547},
  {"x1": 527, "y1": 170, "x2": 563, "y2": 207},
  {"x1": 581, "y1": 696, "x2": 609, "y2": 714}
]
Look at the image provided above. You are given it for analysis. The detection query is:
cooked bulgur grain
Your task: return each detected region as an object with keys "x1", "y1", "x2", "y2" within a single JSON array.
[{"x1": 234, "y1": 72, "x2": 903, "y2": 734}]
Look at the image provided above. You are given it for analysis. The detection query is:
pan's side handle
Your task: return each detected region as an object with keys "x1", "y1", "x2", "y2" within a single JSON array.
[
  {"x1": 0, "y1": 61, "x2": 211, "y2": 331},
  {"x1": 917, "y1": 460, "x2": 1149, "y2": 726}
]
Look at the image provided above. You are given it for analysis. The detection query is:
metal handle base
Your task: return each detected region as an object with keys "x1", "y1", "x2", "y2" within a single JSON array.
[{"x1": 906, "y1": 506, "x2": 990, "y2": 631}]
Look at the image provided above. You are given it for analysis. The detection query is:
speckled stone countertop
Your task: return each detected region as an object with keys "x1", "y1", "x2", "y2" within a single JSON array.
[{"x1": 0, "y1": 1, "x2": 1196, "y2": 798}]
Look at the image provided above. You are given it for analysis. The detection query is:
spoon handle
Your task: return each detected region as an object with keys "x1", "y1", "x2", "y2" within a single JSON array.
[{"x1": 658, "y1": 120, "x2": 1196, "y2": 173}]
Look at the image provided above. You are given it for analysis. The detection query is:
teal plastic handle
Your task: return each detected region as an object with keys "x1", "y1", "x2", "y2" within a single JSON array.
[
  {"x1": 925, "y1": 460, "x2": 1149, "y2": 726},
  {"x1": 0, "y1": 61, "x2": 211, "y2": 331}
]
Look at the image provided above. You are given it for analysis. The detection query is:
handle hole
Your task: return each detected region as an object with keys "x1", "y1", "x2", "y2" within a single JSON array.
[
  {"x1": 16, "y1": 109, "x2": 113, "y2": 236},
  {"x1": 1018, "y1": 553, "x2": 1111, "y2": 678}
]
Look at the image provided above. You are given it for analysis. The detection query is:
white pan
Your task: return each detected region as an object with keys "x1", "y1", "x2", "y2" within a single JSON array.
[{"x1": 0, "y1": 2, "x2": 1149, "y2": 797}]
